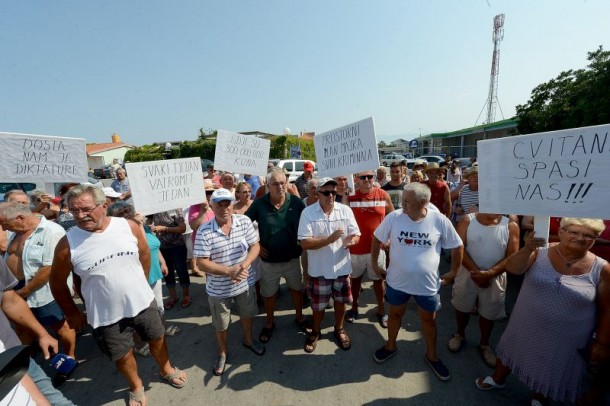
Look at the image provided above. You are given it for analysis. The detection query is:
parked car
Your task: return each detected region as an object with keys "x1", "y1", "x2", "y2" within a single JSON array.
[
  {"x1": 380, "y1": 153, "x2": 406, "y2": 167},
  {"x1": 275, "y1": 159, "x2": 317, "y2": 183},
  {"x1": 93, "y1": 165, "x2": 114, "y2": 179},
  {"x1": 201, "y1": 159, "x2": 214, "y2": 169},
  {"x1": 419, "y1": 155, "x2": 444, "y2": 164},
  {"x1": 453, "y1": 157, "x2": 474, "y2": 170}
]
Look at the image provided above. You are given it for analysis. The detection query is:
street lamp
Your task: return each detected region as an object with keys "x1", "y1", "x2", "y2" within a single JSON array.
[{"x1": 163, "y1": 142, "x2": 172, "y2": 160}]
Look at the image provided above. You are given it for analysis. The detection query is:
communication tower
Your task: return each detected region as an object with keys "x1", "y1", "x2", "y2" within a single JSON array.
[{"x1": 476, "y1": 14, "x2": 505, "y2": 125}]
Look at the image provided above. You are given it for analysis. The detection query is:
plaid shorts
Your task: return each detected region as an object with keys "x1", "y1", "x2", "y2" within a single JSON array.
[{"x1": 307, "y1": 275, "x2": 352, "y2": 312}]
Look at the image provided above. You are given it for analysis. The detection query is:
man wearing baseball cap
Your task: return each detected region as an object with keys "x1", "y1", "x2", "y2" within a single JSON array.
[
  {"x1": 194, "y1": 188, "x2": 264, "y2": 376},
  {"x1": 295, "y1": 161, "x2": 315, "y2": 199}
]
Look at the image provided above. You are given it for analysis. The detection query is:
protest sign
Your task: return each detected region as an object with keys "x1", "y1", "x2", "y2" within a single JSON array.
[
  {"x1": 214, "y1": 130, "x2": 270, "y2": 177},
  {"x1": 126, "y1": 157, "x2": 205, "y2": 216},
  {"x1": 314, "y1": 117, "x2": 379, "y2": 178},
  {"x1": 0, "y1": 132, "x2": 88, "y2": 182},
  {"x1": 478, "y1": 123, "x2": 609, "y2": 218}
]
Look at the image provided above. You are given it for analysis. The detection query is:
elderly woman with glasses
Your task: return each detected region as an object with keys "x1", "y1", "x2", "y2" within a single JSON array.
[
  {"x1": 233, "y1": 182, "x2": 253, "y2": 215},
  {"x1": 476, "y1": 217, "x2": 610, "y2": 406}
]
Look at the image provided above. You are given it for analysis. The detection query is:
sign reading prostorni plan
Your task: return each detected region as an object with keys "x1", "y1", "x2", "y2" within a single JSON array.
[
  {"x1": 126, "y1": 157, "x2": 205, "y2": 216},
  {"x1": 0, "y1": 132, "x2": 88, "y2": 182},
  {"x1": 478, "y1": 123, "x2": 610, "y2": 218},
  {"x1": 314, "y1": 117, "x2": 379, "y2": 178}
]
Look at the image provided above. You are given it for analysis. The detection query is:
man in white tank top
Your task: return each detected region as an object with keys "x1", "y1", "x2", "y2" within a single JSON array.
[
  {"x1": 448, "y1": 212, "x2": 519, "y2": 368},
  {"x1": 49, "y1": 185, "x2": 187, "y2": 405}
]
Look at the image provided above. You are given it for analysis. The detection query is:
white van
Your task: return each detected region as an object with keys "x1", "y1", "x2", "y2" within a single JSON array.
[{"x1": 275, "y1": 159, "x2": 317, "y2": 183}]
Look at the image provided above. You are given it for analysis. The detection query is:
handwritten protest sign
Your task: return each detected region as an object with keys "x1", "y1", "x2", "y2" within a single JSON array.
[
  {"x1": 126, "y1": 157, "x2": 205, "y2": 216},
  {"x1": 0, "y1": 132, "x2": 88, "y2": 182},
  {"x1": 314, "y1": 117, "x2": 379, "y2": 178},
  {"x1": 214, "y1": 130, "x2": 270, "y2": 177},
  {"x1": 478, "y1": 124, "x2": 609, "y2": 218}
]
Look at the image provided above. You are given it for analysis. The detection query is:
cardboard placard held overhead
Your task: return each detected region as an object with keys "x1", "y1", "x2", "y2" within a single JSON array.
[
  {"x1": 478, "y1": 123, "x2": 609, "y2": 218},
  {"x1": 314, "y1": 117, "x2": 379, "y2": 178},
  {"x1": 125, "y1": 157, "x2": 205, "y2": 216},
  {"x1": 213, "y1": 130, "x2": 270, "y2": 177},
  {"x1": 0, "y1": 132, "x2": 88, "y2": 183}
]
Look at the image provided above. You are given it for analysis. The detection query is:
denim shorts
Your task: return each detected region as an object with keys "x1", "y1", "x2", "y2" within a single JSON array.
[
  {"x1": 31, "y1": 300, "x2": 66, "y2": 327},
  {"x1": 385, "y1": 284, "x2": 441, "y2": 313}
]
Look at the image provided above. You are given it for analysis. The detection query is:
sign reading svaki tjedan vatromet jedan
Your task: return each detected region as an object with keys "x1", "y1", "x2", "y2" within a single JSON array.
[
  {"x1": 314, "y1": 117, "x2": 379, "y2": 178},
  {"x1": 478, "y1": 123, "x2": 610, "y2": 218},
  {"x1": 0, "y1": 132, "x2": 88, "y2": 182}
]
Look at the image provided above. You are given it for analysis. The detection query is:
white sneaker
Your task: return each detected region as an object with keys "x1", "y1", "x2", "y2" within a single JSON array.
[{"x1": 447, "y1": 334, "x2": 464, "y2": 352}]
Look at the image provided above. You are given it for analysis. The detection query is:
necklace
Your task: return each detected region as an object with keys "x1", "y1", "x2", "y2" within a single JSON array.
[{"x1": 554, "y1": 245, "x2": 587, "y2": 268}]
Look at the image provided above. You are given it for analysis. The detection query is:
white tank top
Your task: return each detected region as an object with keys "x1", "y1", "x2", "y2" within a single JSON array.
[
  {"x1": 465, "y1": 214, "x2": 510, "y2": 270},
  {"x1": 66, "y1": 217, "x2": 154, "y2": 328}
]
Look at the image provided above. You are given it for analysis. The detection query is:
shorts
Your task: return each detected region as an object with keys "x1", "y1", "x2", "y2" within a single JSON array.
[
  {"x1": 385, "y1": 284, "x2": 441, "y2": 313},
  {"x1": 208, "y1": 285, "x2": 258, "y2": 331},
  {"x1": 259, "y1": 258, "x2": 303, "y2": 297},
  {"x1": 350, "y1": 252, "x2": 385, "y2": 280},
  {"x1": 93, "y1": 301, "x2": 164, "y2": 361},
  {"x1": 31, "y1": 300, "x2": 65, "y2": 327},
  {"x1": 307, "y1": 275, "x2": 352, "y2": 312},
  {"x1": 451, "y1": 267, "x2": 506, "y2": 320}
]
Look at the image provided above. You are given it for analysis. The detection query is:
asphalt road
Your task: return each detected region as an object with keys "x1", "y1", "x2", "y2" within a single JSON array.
[{"x1": 33, "y1": 257, "x2": 585, "y2": 406}]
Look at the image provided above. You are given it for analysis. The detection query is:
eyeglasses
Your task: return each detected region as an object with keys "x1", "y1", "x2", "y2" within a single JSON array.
[
  {"x1": 358, "y1": 175, "x2": 374, "y2": 180},
  {"x1": 318, "y1": 190, "x2": 337, "y2": 196},
  {"x1": 561, "y1": 228, "x2": 597, "y2": 241},
  {"x1": 69, "y1": 204, "x2": 101, "y2": 216}
]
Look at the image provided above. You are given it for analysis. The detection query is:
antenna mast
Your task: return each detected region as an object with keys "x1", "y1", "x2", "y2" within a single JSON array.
[{"x1": 476, "y1": 14, "x2": 505, "y2": 125}]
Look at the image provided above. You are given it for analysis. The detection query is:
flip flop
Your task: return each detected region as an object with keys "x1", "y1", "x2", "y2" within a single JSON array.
[
  {"x1": 294, "y1": 318, "x2": 313, "y2": 334},
  {"x1": 475, "y1": 376, "x2": 505, "y2": 391},
  {"x1": 181, "y1": 296, "x2": 192, "y2": 308},
  {"x1": 304, "y1": 331, "x2": 320, "y2": 353},
  {"x1": 128, "y1": 389, "x2": 146, "y2": 406},
  {"x1": 164, "y1": 297, "x2": 178, "y2": 310},
  {"x1": 213, "y1": 354, "x2": 227, "y2": 376},
  {"x1": 161, "y1": 366, "x2": 188, "y2": 389},
  {"x1": 259, "y1": 324, "x2": 275, "y2": 344},
  {"x1": 165, "y1": 325, "x2": 181, "y2": 337},
  {"x1": 243, "y1": 340, "x2": 265, "y2": 356}
]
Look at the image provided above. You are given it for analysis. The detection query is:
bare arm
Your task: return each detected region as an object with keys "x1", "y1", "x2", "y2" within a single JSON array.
[
  {"x1": 591, "y1": 262, "x2": 610, "y2": 366},
  {"x1": 505, "y1": 231, "x2": 544, "y2": 275},
  {"x1": 158, "y1": 250, "x2": 168, "y2": 276},
  {"x1": 371, "y1": 236, "x2": 386, "y2": 279},
  {"x1": 2, "y1": 290, "x2": 58, "y2": 359},
  {"x1": 443, "y1": 185, "x2": 452, "y2": 218},
  {"x1": 300, "y1": 229, "x2": 344, "y2": 251},
  {"x1": 197, "y1": 242, "x2": 260, "y2": 282},
  {"x1": 129, "y1": 220, "x2": 151, "y2": 280},
  {"x1": 384, "y1": 194, "x2": 395, "y2": 215},
  {"x1": 15, "y1": 266, "x2": 51, "y2": 299},
  {"x1": 50, "y1": 237, "x2": 87, "y2": 330}
]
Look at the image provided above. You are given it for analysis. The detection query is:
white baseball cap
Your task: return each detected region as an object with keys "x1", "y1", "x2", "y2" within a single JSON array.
[{"x1": 210, "y1": 188, "x2": 236, "y2": 203}]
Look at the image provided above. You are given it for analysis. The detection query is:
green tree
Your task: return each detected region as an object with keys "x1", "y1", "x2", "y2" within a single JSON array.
[{"x1": 515, "y1": 46, "x2": 610, "y2": 134}]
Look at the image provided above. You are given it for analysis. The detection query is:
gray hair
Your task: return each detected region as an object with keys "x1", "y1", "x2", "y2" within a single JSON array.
[
  {"x1": 266, "y1": 167, "x2": 289, "y2": 184},
  {"x1": 404, "y1": 182, "x2": 431, "y2": 203},
  {"x1": 106, "y1": 201, "x2": 136, "y2": 220},
  {"x1": 64, "y1": 184, "x2": 106, "y2": 207},
  {"x1": 3, "y1": 189, "x2": 27, "y2": 202},
  {"x1": 560, "y1": 218, "x2": 605, "y2": 235},
  {"x1": 306, "y1": 178, "x2": 319, "y2": 189},
  {"x1": 377, "y1": 167, "x2": 387, "y2": 174},
  {"x1": 0, "y1": 202, "x2": 32, "y2": 220},
  {"x1": 30, "y1": 189, "x2": 46, "y2": 204},
  {"x1": 116, "y1": 168, "x2": 126, "y2": 175}
]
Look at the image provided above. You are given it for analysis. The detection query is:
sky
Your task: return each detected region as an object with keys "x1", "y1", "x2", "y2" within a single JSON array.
[{"x1": 1, "y1": 1, "x2": 609, "y2": 146}]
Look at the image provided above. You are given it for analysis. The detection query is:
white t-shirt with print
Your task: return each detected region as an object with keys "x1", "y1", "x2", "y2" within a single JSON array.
[{"x1": 374, "y1": 209, "x2": 462, "y2": 296}]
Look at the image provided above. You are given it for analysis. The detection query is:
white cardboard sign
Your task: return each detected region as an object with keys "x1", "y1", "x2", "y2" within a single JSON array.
[
  {"x1": 314, "y1": 117, "x2": 379, "y2": 178},
  {"x1": 478, "y1": 123, "x2": 610, "y2": 218},
  {"x1": 125, "y1": 157, "x2": 206, "y2": 216},
  {"x1": 214, "y1": 130, "x2": 270, "y2": 177},
  {"x1": 0, "y1": 132, "x2": 88, "y2": 182}
]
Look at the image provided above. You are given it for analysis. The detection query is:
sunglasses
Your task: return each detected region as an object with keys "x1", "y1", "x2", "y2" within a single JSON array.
[
  {"x1": 358, "y1": 175, "x2": 374, "y2": 180},
  {"x1": 318, "y1": 190, "x2": 337, "y2": 196}
]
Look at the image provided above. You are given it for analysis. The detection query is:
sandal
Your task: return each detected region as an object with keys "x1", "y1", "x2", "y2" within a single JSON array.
[
  {"x1": 294, "y1": 318, "x2": 313, "y2": 334},
  {"x1": 376, "y1": 313, "x2": 389, "y2": 329},
  {"x1": 213, "y1": 354, "x2": 227, "y2": 376},
  {"x1": 475, "y1": 376, "x2": 505, "y2": 391},
  {"x1": 333, "y1": 327, "x2": 351, "y2": 350},
  {"x1": 165, "y1": 325, "x2": 181, "y2": 337},
  {"x1": 243, "y1": 340, "x2": 266, "y2": 356},
  {"x1": 128, "y1": 389, "x2": 146, "y2": 406},
  {"x1": 160, "y1": 366, "x2": 188, "y2": 389},
  {"x1": 164, "y1": 297, "x2": 178, "y2": 310},
  {"x1": 345, "y1": 309, "x2": 358, "y2": 323},
  {"x1": 304, "y1": 331, "x2": 320, "y2": 353},
  {"x1": 134, "y1": 344, "x2": 151, "y2": 357},
  {"x1": 259, "y1": 323, "x2": 275, "y2": 344},
  {"x1": 181, "y1": 296, "x2": 192, "y2": 308}
]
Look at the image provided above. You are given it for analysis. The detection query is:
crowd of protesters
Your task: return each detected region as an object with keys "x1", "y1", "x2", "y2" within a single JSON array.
[{"x1": 1, "y1": 157, "x2": 609, "y2": 406}]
